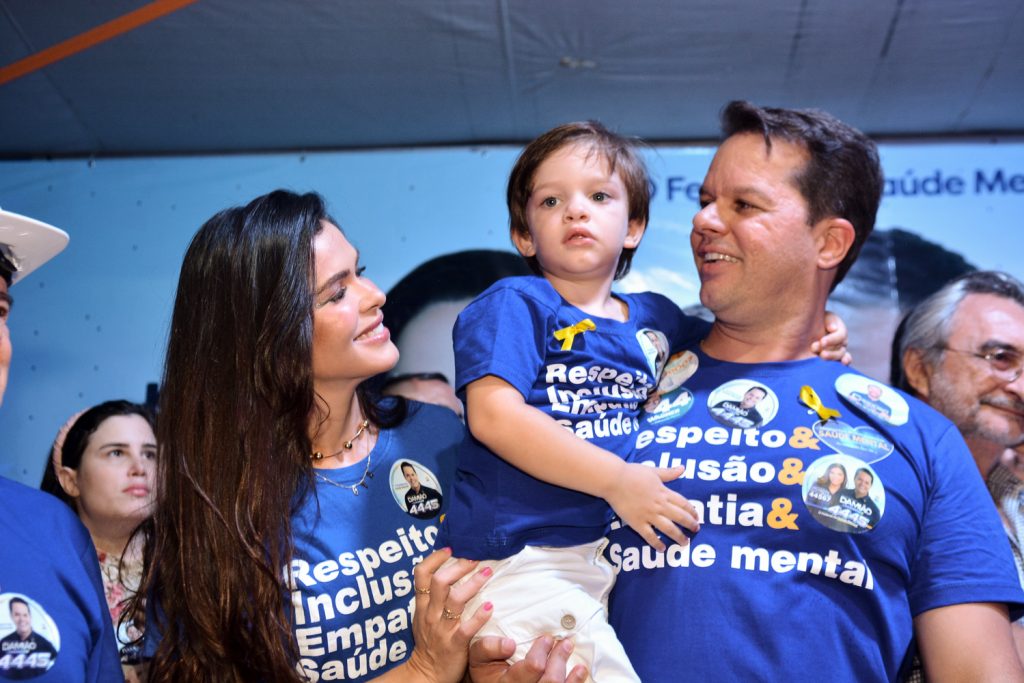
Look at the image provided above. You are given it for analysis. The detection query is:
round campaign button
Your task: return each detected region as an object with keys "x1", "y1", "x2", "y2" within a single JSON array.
[
  {"x1": 655, "y1": 350, "x2": 698, "y2": 396},
  {"x1": 389, "y1": 460, "x2": 444, "y2": 520},
  {"x1": 0, "y1": 593, "x2": 61, "y2": 680},
  {"x1": 637, "y1": 328, "x2": 671, "y2": 379},
  {"x1": 707, "y1": 379, "x2": 779, "y2": 430},
  {"x1": 642, "y1": 387, "x2": 695, "y2": 425},
  {"x1": 835, "y1": 373, "x2": 909, "y2": 426},
  {"x1": 801, "y1": 455, "x2": 886, "y2": 534}
]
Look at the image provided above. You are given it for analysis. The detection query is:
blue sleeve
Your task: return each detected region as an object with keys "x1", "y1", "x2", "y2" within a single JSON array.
[
  {"x1": 70, "y1": 516, "x2": 123, "y2": 682},
  {"x1": 453, "y1": 283, "x2": 551, "y2": 399},
  {"x1": 908, "y1": 423, "x2": 1024, "y2": 616}
]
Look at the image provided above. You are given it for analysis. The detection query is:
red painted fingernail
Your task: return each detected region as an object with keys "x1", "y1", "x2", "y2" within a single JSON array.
[
  {"x1": 482, "y1": 566, "x2": 493, "y2": 576},
  {"x1": 483, "y1": 601, "x2": 493, "y2": 611}
]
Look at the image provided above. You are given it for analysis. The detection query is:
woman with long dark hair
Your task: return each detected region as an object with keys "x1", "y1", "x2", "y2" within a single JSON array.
[{"x1": 138, "y1": 190, "x2": 491, "y2": 682}]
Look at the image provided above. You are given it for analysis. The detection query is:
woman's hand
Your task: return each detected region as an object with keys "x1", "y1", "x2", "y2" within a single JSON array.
[
  {"x1": 403, "y1": 547, "x2": 493, "y2": 683},
  {"x1": 468, "y1": 635, "x2": 589, "y2": 683}
]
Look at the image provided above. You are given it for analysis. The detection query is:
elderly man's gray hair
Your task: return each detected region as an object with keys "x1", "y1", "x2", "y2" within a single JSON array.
[{"x1": 896, "y1": 271, "x2": 1024, "y2": 392}]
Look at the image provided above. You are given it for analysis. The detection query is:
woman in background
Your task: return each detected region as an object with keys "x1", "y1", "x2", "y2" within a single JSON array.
[
  {"x1": 136, "y1": 190, "x2": 491, "y2": 682},
  {"x1": 43, "y1": 399, "x2": 157, "y2": 682}
]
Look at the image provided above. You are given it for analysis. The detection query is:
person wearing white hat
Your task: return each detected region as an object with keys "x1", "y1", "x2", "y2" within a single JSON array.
[
  {"x1": 0, "y1": 209, "x2": 121, "y2": 682},
  {"x1": 0, "y1": 208, "x2": 70, "y2": 407}
]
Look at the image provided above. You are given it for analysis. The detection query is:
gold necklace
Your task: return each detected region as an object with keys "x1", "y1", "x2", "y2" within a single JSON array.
[{"x1": 310, "y1": 419, "x2": 369, "y2": 461}]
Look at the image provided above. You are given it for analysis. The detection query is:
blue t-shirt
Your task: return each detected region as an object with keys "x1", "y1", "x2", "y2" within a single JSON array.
[
  {"x1": 0, "y1": 476, "x2": 121, "y2": 682},
  {"x1": 607, "y1": 350, "x2": 1024, "y2": 682},
  {"x1": 439, "y1": 275, "x2": 706, "y2": 559},
  {"x1": 290, "y1": 401, "x2": 462, "y2": 682}
]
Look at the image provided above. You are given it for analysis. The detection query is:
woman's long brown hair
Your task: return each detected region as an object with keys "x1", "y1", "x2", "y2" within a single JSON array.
[{"x1": 134, "y1": 190, "x2": 404, "y2": 681}]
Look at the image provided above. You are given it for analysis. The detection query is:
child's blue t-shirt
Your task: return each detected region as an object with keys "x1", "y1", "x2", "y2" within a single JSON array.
[{"x1": 438, "y1": 275, "x2": 706, "y2": 559}]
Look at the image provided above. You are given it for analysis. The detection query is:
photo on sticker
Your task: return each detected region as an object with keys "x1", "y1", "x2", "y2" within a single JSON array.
[
  {"x1": 389, "y1": 460, "x2": 444, "y2": 520},
  {"x1": 801, "y1": 455, "x2": 885, "y2": 534},
  {"x1": 706, "y1": 379, "x2": 778, "y2": 430},
  {"x1": 0, "y1": 593, "x2": 61, "y2": 678},
  {"x1": 835, "y1": 372, "x2": 909, "y2": 426},
  {"x1": 636, "y1": 328, "x2": 670, "y2": 380},
  {"x1": 643, "y1": 387, "x2": 695, "y2": 426},
  {"x1": 654, "y1": 350, "x2": 698, "y2": 397}
]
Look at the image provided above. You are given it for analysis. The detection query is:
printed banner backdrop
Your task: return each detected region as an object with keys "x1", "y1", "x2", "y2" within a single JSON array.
[{"x1": 0, "y1": 140, "x2": 1021, "y2": 484}]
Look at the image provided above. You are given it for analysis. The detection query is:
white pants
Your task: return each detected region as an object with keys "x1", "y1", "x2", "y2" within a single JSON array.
[{"x1": 455, "y1": 539, "x2": 639, "y2": 683}]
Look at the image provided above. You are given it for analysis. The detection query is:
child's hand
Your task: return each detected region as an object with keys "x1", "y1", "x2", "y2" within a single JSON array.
[
  {"x1": 604, "y1": 463, "x2": 700, "y2": 552},
  {"x1": 812, "y1": 309, "x2": 853, "y2": 365}
]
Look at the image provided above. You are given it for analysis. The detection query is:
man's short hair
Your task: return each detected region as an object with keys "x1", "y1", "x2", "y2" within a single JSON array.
[
  {"x1": 895, "y1": 270, "x2": 1024, "y2": 393},
  {"x1": 8, "y1": 597, "x2": 28, "y2": 613},
  {"x1": 720, "y1": 100, "x2": 883, "y2": 290},
  {"x1": 745, "y1": 385, "x2": 768, "y2": 398},
  {"x1": 855, "y1": 467, "x2": 874, "y2": 483},
  {"x1": 400, "y1": 461, "x2": 416, "y2": 473}
]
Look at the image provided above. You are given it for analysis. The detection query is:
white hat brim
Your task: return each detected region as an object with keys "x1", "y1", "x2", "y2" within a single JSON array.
[{"x1": 0, "y1": 209, "x2": 70, "y2": 285}]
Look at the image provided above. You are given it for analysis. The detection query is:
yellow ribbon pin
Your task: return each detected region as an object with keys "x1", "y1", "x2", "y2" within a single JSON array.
[
  {"x1": 800, "y1": 385, "x2": 841, "y2": 422},
  {"x1": 553, "y1": 319, "x2": 596, "y2": 351}
]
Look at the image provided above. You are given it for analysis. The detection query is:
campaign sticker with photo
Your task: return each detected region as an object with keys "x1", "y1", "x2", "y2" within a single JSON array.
[
  {"x1": 643, "y1": 387, "x2": 695, "y2": 425},
  {"x1": 812, "y1": 420, "x2": 894, "y2": 465},
  {"x1": 389, "y1": 460, "x2": 444, "y2": 520},
  {"x1": 0, "y1": 593, "x2": 61, "y2": 679},
  {"x1": 801, "y1": 455, "x2": 885, "y2": 534},
  {"x1": 835, "y1": 373, "x2": 909, "y2": 426},
  {"x1": 706, "y1": 379, "x2": 778, "y2": 430},
  {"x1": 656, "y1": 351, "x2": 698, "y2": 396},
  {"x1": 637, "y1": 328, "x2": 670, "y2": 379}
]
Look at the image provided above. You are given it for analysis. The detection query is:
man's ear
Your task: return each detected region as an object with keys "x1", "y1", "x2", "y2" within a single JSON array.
[
  {"x1": 56, "y1": 465, "x2": 81, "y2": 499},
  {"x1": 815, "y1": 217, "x2": 856, "y2": 271},
  {"x1": 511, "y1": 228, "x2": 536, "y2": 258},
  {"x1": 902, "y1": 348, "x2": 932, "y2": 400},
  {"x1": 624, "y1": 218, "x2": 647, "y2": 249}
]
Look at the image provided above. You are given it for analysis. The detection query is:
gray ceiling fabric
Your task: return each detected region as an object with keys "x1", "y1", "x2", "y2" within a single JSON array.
[{"x1": 1, "y1": 0, "x2": 1022, "y2": 157}]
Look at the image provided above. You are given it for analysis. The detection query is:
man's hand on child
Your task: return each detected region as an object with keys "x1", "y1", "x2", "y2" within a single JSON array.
[
  {"x1": 604, "y1": 463, "x2": 700, "y2": 552},
  {"x1": 468, "y1": 635, "x2": 588, "y2": 683}
]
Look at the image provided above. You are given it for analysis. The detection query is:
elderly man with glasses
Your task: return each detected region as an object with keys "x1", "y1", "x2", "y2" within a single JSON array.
[{"x1": 898, "y1": 269, "x2": 1024, "y2": 659}]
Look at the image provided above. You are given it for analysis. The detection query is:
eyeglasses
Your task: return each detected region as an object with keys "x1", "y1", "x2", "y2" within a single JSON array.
[{"x1": 942, "y1": 347, "x2": 1024, "y2": 383}]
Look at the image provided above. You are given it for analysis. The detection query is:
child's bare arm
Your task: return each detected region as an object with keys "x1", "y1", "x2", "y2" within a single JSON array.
[{"x1": 466, "y1": 375, "x2": 699, "y2": 551}]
